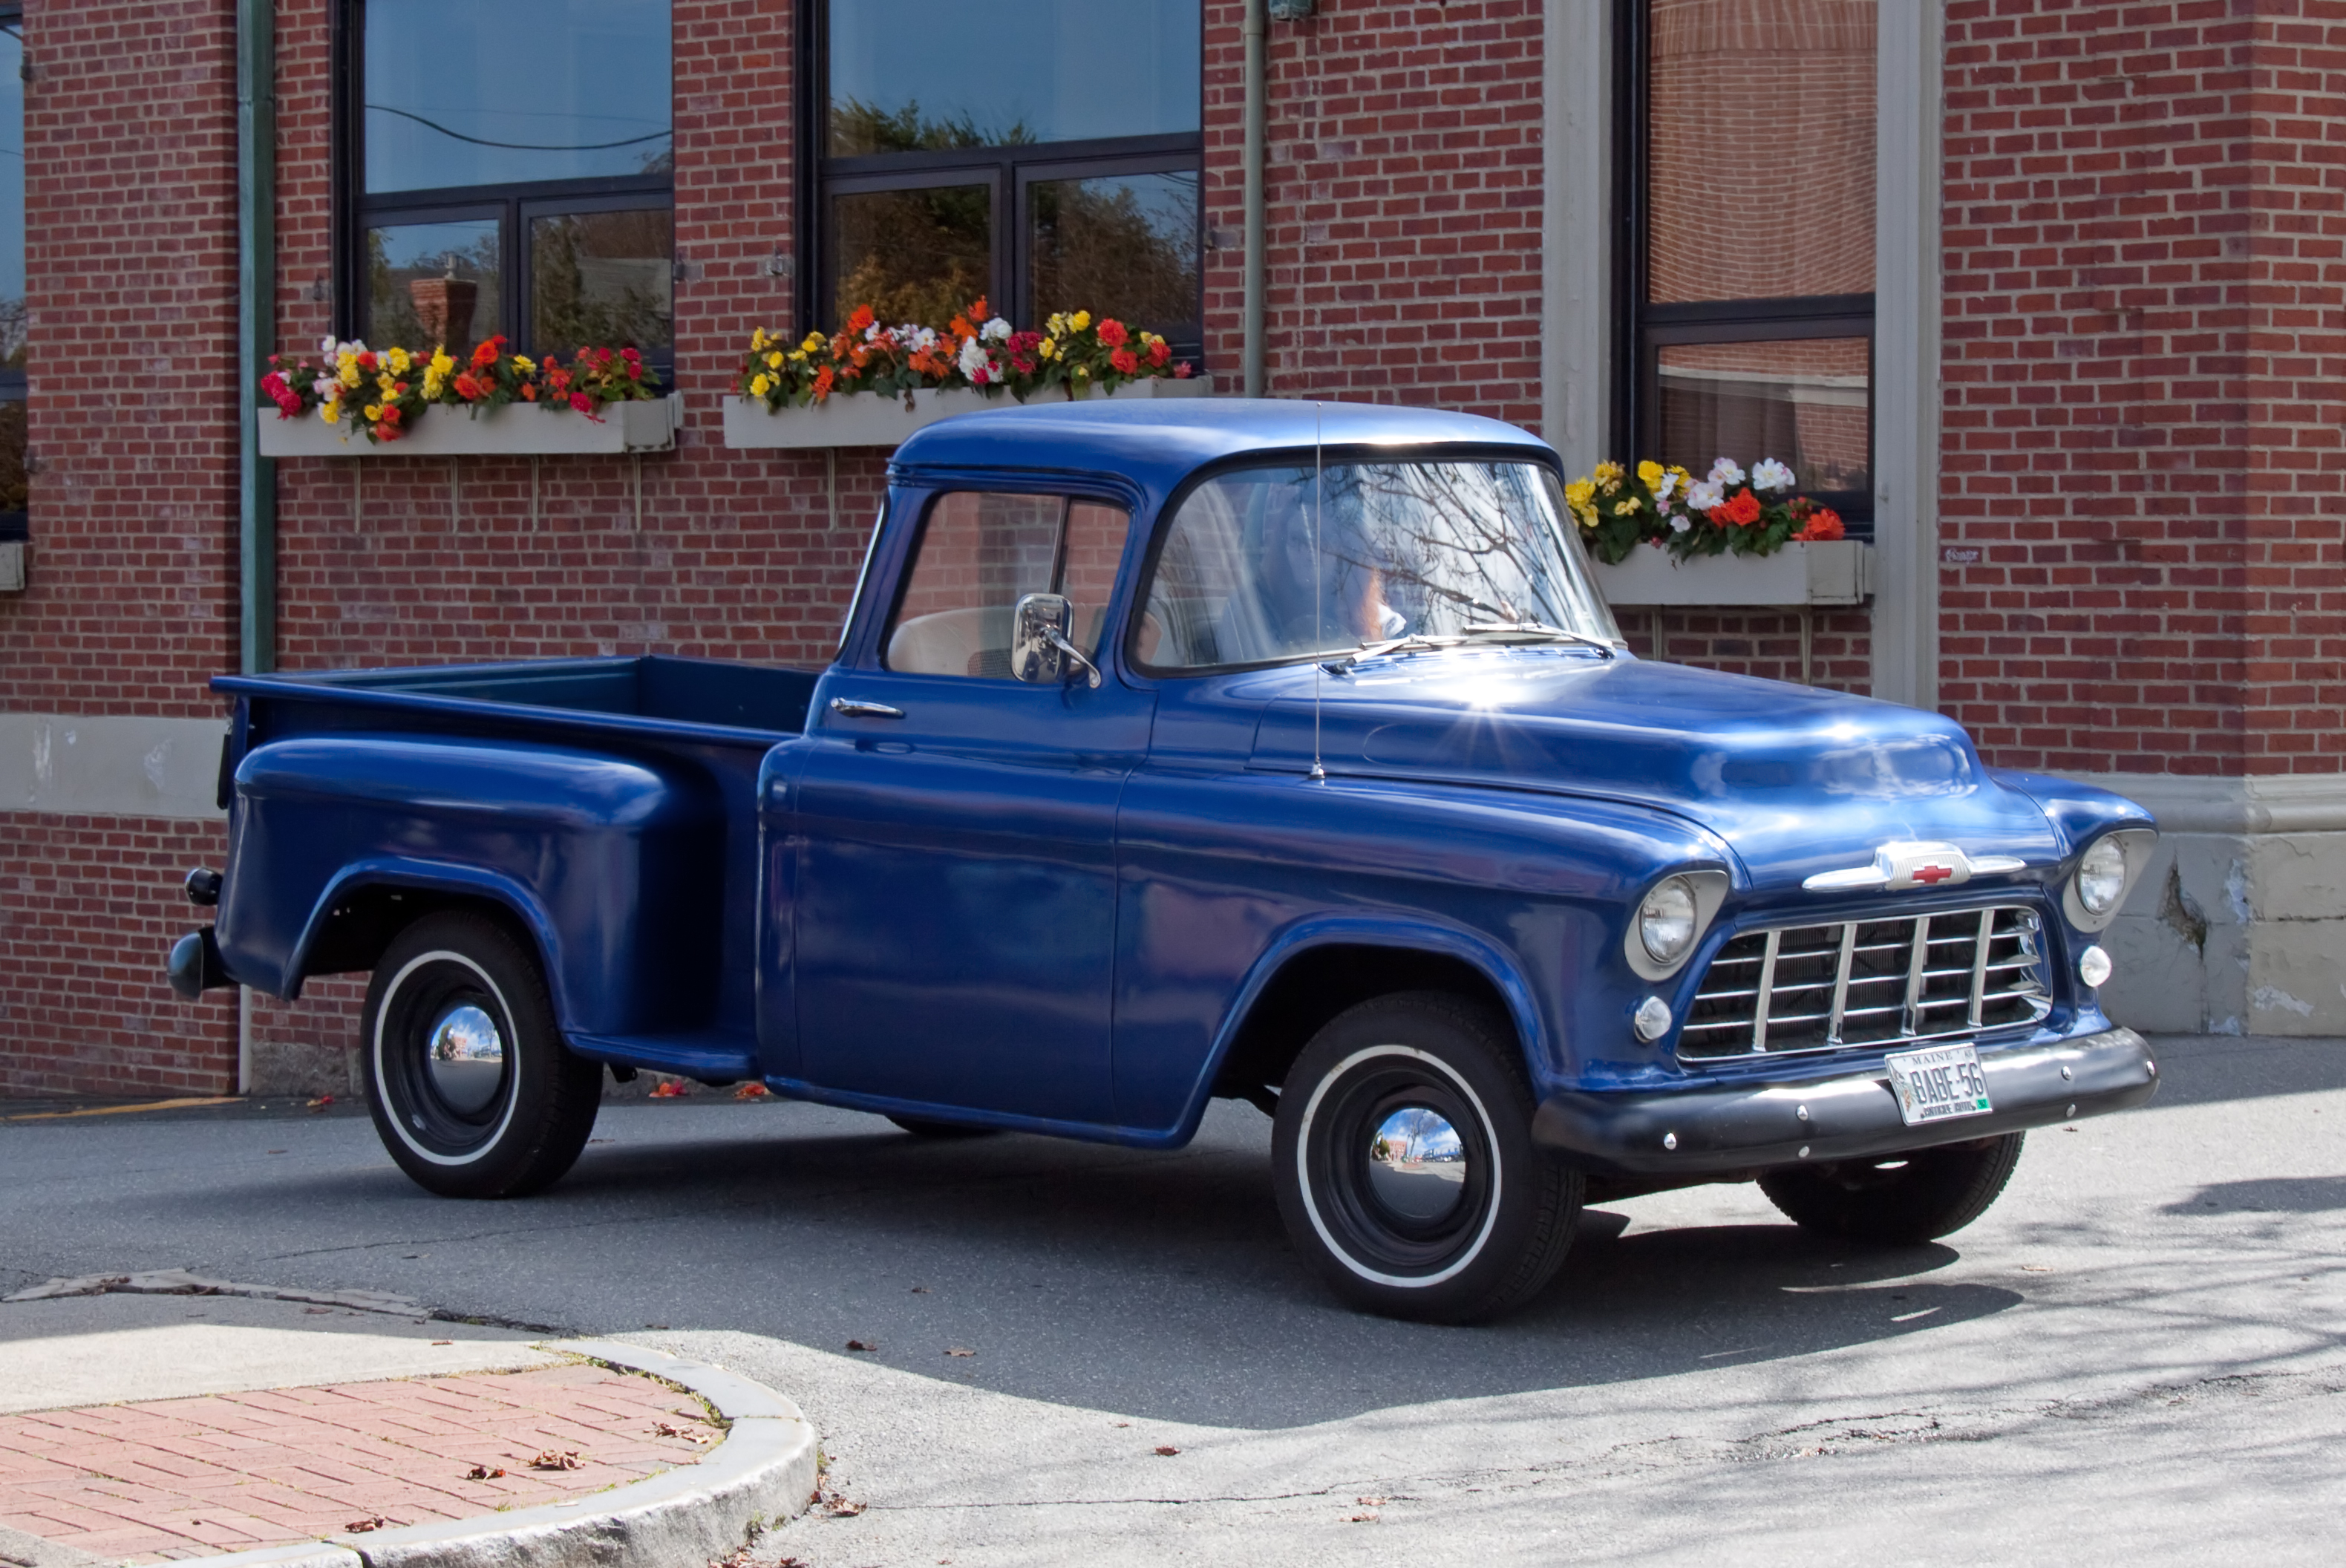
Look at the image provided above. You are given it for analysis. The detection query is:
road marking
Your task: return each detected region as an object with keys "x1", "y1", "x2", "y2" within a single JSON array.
[{"x1": 2, "y1": 1097, "x2": 241, "y2": 1122}]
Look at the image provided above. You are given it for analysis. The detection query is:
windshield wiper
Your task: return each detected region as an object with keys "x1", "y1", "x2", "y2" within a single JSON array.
[
  {"x1": 1458, "y1": 621, "x2": 1618, "y2": 658},
  {"x1": 1321, "y1": 633, "x2": 1462, "y2": 672}
]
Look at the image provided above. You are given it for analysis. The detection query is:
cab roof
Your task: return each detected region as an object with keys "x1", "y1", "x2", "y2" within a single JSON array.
[{"x1": 888, "y1": 396, "x2": 1555, "y2": 503}]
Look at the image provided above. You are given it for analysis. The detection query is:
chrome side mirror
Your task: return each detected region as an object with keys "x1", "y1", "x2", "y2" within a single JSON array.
[{"x1": 1012, "y1": 592, "x2": 1101, "y2": 687}]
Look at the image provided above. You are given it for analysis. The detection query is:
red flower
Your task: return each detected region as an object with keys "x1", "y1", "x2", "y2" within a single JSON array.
[
  {"x1": 1174, "y1": 362, "x2": 1194, "y2": 379},
  {"x1": 595, "y1": 347, "x2": 613, "y2": 368},
  {"x1": 453, "y1": 372, "x2": 482, "y2": 401},
  {"x1": 356, "y1": 351, "x2": 376, "y2": 372},
  {"x1": 569, "y1": 391, "x2": 592, "y2": 414},
  {"x1": 1711, "y1": 489, "x2": 1762, "y2": 527},
  {"x1": 813, "y1": 365, "x2": 836, "y2": 401},
  {"x1": 1793, "y1": 506, "x2": 1845, "y2": 542},
  {"x1": 470, "y1": 336, "x2": 505, "y2": 369},
  {"x1": 847, "y1": 304, "x2": 876, "y2": 333},
  {"x1": 1109, "y1": 347, "x2": 1139, "y2": 374},
  {"x1": 1146, "y1": 339, "x2": 1170, "y2": 367},
  {"x1": 520, "y1": 384, "x2": 538, "y2": 401},
  {"x1": 1097, "y1": 318, "x2": 1128, "y2": 347},
  {"x1": 379, "y1": 406, "x2": 401, "y2": 425}
]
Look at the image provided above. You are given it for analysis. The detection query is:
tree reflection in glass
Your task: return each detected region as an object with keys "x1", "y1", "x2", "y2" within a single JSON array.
[
  {"x1": 530, "y1": 209, "x2": 674, "y2": 358},
  {"x1": 831, "y1": 184, "x2": 992, "y2": 331},
  {"x1": 1029, "y1": 172, "x2": 1198, "y2": 342}
]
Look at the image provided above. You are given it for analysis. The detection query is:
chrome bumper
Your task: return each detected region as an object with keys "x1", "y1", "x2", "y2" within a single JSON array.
[{"x1": 1531, "y1": 1027, "x2": 2158, "y2": 1177}]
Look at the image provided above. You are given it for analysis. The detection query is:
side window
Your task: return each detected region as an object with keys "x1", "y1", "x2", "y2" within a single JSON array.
[{"x1": 885, "y1": 492, "x2": 1131, "y2": 679}]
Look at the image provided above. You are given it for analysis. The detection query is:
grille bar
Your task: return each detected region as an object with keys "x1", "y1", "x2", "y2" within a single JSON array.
[{"x1": 1680, "y1": 906, "x2": 2051, "y2": 1059}]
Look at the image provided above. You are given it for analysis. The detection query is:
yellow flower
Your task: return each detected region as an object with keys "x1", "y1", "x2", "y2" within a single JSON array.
[
  {"x1": 749, "y1": 373, "x2": 773, "y2": 397},
  {"x1": 1069, "y1": 310, "x2": 1091, "y2": 332},
  {"x1": 1669, "y1": 465, "x2": 1693, "y2": 483},
  {"x1": 801, "y1": 333, "x2": 825, "y2": 353},
  {"x1": 386, "y1": 347, "x2": 411, "y2": 375},
  {"x1": 1565, "y1": 478, "x2": 1595, "y2": 510},
  {"x1": 789, "y1": 348, "x2": 808, "y2": 362},
  {"x1": 376, "y1": 374, "x2": 395, "y2": 396},
  {"x1": 1612, "y1": 497, "x2": 1640, "y2": 515},
  {"x1": 512, "y1": 355, "x2": 535, "y2": 373},
  {"x1": 1637, "y1": 460, "x2": 1663, "y2": 489},
  {"x1": 1047, "y1": 313, "x2": 1068, "y2": 336},
  {"x1": 362, "y1": 403, "x2": 382, "y2": 422},
  {"x1": 430, "y1": 349, "x2": 456, "y2": 377},
  {"x1": 318, "y1": 399, "x2": 337, "y2": 423},
  {"x1": 765, "y1": 351, "x2": 783, "y2": 370},
  {"x1": 1038, "y1": 339, "x2": 1057, "y2": 360},
  {"x1": 337, "y1": 359, "x2": 362, "y2": 389},
  {"x1": 751, "y1": 328, "x2": 770, "y2": 352},
  {"x1": 1593, "y1": 460, "x2": 1623, "y2": 484}
]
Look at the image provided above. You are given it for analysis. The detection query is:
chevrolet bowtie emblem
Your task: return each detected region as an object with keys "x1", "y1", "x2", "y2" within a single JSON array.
[{"x1": 1803, "y1": 840, "x2": 2030, "y2": 892}]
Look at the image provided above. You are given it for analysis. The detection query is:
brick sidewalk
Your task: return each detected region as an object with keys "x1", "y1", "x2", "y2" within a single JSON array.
[{"x1": 0, "y1": 1360, "x2": 719, "y2": 1564}]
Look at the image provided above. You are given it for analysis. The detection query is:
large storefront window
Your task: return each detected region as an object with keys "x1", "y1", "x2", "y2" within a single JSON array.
[
  {"x1": 1621, "y1": 0, "x2": 1876, "y2": 523},
  {"x1": 0, "y1": 4, "x2": 24, "y2": 543},
  {"x1": 340, "y1": 1, "x2": 674, "y2": 366},
  {"x1": 807, "y1": 0, "x2": 1202, "y2": 352}
]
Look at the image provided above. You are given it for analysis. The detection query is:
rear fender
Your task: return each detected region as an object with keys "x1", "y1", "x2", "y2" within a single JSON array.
[{"x1": 286, "y1": 861, "x2": 569, "y2": 1026}]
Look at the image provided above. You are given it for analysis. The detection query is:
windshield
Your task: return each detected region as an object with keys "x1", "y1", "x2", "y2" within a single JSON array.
[{"x1": 1134, "y1": 460, "x2": 1621, "y2": 672}]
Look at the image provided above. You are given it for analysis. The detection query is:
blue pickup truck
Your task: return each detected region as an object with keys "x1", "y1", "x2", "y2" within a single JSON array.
[{"x1": 171, "y1": 400, "x2": 2160, "y2": 1322}]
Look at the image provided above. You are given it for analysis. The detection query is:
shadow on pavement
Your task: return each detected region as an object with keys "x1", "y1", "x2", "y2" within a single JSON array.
[
  {"x1": 2161, "y1": 1175, "x2": 2346, "y2": 1215},
  {"x1": 2140, "y1": 1033, "x2": 2346, "y2": 1108}
]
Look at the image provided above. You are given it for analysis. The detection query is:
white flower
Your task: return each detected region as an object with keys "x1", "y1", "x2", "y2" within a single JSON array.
[
  {"x1": 909, "y1": 327, "x2": 938, "y2": 352},
  {"x1": 1751, "y1": 458, "x2": 1796, "y2": 493},
  {"x1": 320, "y1": 335, "x2": 338, "y2": 356},
  {"x1": 1687, "y1": 479, "x2": 1725, "y2": 512},
  {"x1": 982, "y1": 316, "x2": 1012, "y2": 342},
  {"x1": 1651, "y1": 471, "x2": 1680, "y2": 506},
  {"x1": 1670, "y1": 514, "x2": 1692, "y2": 534},
  {"x1": 1707, "y1": 457, "x2": 1745, "y2": 488},
  {"x1": 957, "y1": 337, "x2": 993, "y2": 381},
  {"x1": 864, "y1": 321, "x2": 884, "y2": 342}
]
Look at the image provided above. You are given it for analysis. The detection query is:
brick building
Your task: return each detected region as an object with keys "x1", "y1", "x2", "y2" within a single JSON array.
[{"x1": 1, "y1": 0, "x2": 2339, "y2": 1098}]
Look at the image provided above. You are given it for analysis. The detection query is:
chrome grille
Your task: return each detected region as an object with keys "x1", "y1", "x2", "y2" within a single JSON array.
[{"x1": 1679, "y1": 906, "x2": 2050, "y2": 1059}]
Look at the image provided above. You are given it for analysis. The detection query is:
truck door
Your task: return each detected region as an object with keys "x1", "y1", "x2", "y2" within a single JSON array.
[{"x1": 788, "y1": 489, "x2": 1150, "y2": 1126}]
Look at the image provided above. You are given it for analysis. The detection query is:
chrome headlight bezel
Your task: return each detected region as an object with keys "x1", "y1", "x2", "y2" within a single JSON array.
[
  {"x1": 2061, "y1": 828, "x2": 2156, "y2": 934},
  {"x1": 1623, "y1": 869, "x2": 1731, "y2": 981},
  {"x1": 2074, "y1": 836, "x2": 2127, "y2": 916}
]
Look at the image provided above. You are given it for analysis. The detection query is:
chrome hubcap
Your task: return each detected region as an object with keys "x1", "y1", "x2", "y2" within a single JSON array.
[
  {"x1": 424, "y1": 1003, "x2": 506, "y2": 1117},
  {"x1": 1366, "y1": 1106, "x2": 1469, "y2": 1224}
]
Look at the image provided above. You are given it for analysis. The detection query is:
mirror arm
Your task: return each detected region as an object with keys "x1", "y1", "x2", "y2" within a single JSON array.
[{"x1": 1045, "y1": 627, "x2": 1102, "y2": 688}]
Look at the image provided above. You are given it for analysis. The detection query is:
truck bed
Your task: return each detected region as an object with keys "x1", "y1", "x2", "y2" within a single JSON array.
[{"x1": 211, "y1": 656, "x2": 821, "y2": 1082}]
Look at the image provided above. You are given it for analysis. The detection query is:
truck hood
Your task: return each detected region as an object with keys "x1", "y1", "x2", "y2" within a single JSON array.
[{"x1": 1245, "y1": 651, "x2": 2079, "y2": 891}]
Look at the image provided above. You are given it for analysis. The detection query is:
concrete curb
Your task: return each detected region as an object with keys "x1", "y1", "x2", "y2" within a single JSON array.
[{"x1": 187, "y1": 1342, "x2": 816, "y2": 1568}]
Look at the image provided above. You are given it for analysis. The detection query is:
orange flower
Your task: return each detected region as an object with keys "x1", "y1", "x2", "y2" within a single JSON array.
[
  {"x1": 846, "y1": 304, "x2": 875, "y2": 333},
  {"x1": 1109, "y1": 347, "x2": 1138, "y2": 374},
  {"x1": 813, "y1": 364, "x2": 836, "y2": 402},
  {"x1": 1711, "y1": 489, "x2": 1762, "y2": 527},
  {"x1": 1097, "y1": 318, "x2": 1128, "y2": 347},
  {"x1": 1793, "y1": 506, "x2": 1844, "y2": 542},
  {"x1": 470, "y1": 336, "x2": 504, "y2": 370}
]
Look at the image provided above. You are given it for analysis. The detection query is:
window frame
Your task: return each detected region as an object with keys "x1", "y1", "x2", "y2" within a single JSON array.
[
  {"x1": 794, "y1": 1, "x2": 1204, "y2": 358},
  {"x1": 0, "y1": 1, "x2": 24, "y2": 544},
  {"x1": 330, "y1": 0, "x2": 676, "y2": 371},
  {"x1": 1610, "y1": 0, "x2": 1877, "y2": 529},
  {"x1": 880, "y1": 487, "x2": 1136, "y2": 679}
]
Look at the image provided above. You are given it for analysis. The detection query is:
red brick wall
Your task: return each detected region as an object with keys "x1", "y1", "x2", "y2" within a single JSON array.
[
  {"x1": 1203, "y1": 0, "x2": 1546, "y2": 422},
  {"x1": 0, "y1": 1, "x2": 244, "y2": 1097},
  {"x1": 1938, "y1": 0, "x2": 2346, "y2": 777}
]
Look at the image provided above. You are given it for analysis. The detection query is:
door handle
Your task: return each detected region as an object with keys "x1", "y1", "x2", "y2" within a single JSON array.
[{"x1": 829, "y1": 696, "x2": 906, "y2": 720}]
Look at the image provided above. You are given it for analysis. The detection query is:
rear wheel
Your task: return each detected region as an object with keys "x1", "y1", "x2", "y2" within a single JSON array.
[
  {"x1": 1272, "y1": 992, "x2": 1581, "y2": 1323},
  {"x1": 362, "y1": 910, "x2": 601, "y2": 1198},
  {"x1": 1757, "y1": 1133, "x2": 2025, "y2": 1244}
]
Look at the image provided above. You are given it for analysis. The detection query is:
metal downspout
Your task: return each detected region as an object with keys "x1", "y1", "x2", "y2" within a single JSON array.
[
  {"x1": 1242, "y1": 0, "x2": 1267, "y2": 397},
  {"x1": 236, "y1": 0, "x2": 275, "y2": 677},
  {"x1": 235, "y1": 0, "x2": 275, "y2": 1094}
]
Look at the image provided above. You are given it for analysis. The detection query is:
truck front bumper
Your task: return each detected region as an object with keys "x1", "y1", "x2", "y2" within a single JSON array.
[{"x1": 1531, "y1": 1027, "x2": 2157, "y2": 1177}]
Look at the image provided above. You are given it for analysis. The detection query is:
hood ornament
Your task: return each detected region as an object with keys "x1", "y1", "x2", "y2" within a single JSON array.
[{"x1": 1803, "y1": 840, "x2": 2028, "y2": 892}]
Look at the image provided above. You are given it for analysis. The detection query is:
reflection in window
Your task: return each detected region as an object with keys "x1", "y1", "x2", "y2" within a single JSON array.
[
  {"x1": 0, "y1": 9, "x2": 24, "y2": 532},
  {"x1": 1140, "y1": 464, "x2": 1617, "y2": 673},
  {"x1": 815, "y1": 0, "x2": 1202, "y2": 347},
  {"x1": 1658, "y1": 339, "x2": 1869, "y2": 495},
  {"x1": 1646, "y1": 0, "x2": 1875, "y2": 304},
  {"x1": 367, "y1": 219, "x2": 502, "y2": 354},
  {"x1": 831, "y1": 186, "x2": 992, "y2": 331},
  {"x1": 364, "y1": 0, "x2": 672, "y2": 192},
  {"x1": 828, "y1": 0, "x2": 1198, "y2": 153},
  {"x1": 531, "y1": 210, "x2": 674, "y2": 359},
  {"x1": 349, "y1": 1, "x2": 673, "y2": 365},
  {"x1": 1029, "y1": 172, "x2": 1199, "y2": 343},
  {"x1": 886, "y1": 493, "x2": 1131, "y2": 679}
]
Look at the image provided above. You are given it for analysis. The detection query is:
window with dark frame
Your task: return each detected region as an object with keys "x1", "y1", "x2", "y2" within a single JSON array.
[
  {"x1": 335, "y1": 0, "x2": 675, "y2": 370},
  {"x1": 801, "y1": 0, "x2": 1203, "y2": 359},
  {"x1": 1615, "y1": 0, "x2": 1877, "y2": 529},
  {"x1": 0, "y1": 4, "x2": 24, "y2": 546}
]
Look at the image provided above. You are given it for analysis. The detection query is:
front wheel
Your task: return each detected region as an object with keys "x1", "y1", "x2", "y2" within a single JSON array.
[
  {"x1": 362, "y1": 910, "x2": 602, "y2": 1198},
  {"x1": 1272, "y1": 992, "x2": 1581, "y2": 1323},
  {"x1": 1757, "y1": 1133, "x2": 2025, "y2": 1244}
]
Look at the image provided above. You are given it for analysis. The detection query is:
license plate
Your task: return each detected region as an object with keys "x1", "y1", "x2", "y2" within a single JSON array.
[{"x1": 1884, "y1": 1042, "x2": 1993, "y2": 1127}]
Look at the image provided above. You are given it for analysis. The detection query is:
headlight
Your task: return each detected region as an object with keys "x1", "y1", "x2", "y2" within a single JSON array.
[
  {"x1": 1638, "y1": 876, "x2": 1698, "y2": 965},
  {"x1": 2075, "y1": 837, "x2": 2128, "y2": 916}
]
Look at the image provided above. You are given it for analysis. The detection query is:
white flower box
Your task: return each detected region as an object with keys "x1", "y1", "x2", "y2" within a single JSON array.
[
  {"x1": 1591, "y1": 538, "x2": 1873, "y2": 607},
  {"x1": 722, "y1": 376, "x2": 1213, "y2": 450},
  {"x1": 255, "y1": 393, "x2": 681, "y2": 458}
]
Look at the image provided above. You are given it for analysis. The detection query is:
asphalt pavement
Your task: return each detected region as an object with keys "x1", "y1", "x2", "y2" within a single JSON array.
[{"x1": 4, "y1": 1032, "x2": 2342, "y2": 1565}]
